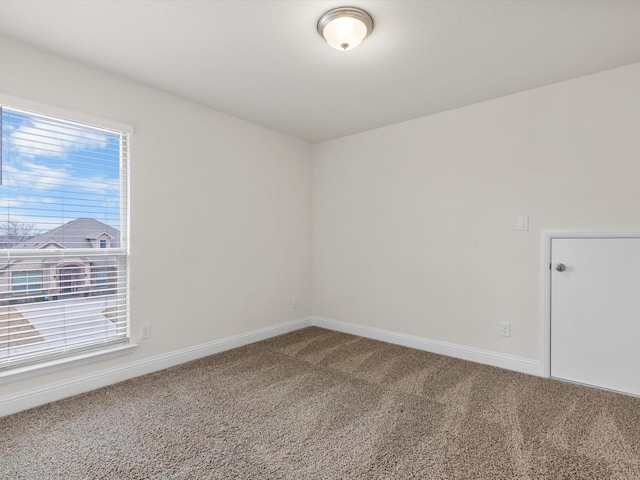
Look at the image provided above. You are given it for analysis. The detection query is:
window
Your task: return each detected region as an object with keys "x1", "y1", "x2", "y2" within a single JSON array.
[
  {"x1": 95, "y1": 267, "x2": 110, "y2": 289},
  {"x1": 0, "y1": 97, "x2": 131, "y2": 370},
  {"x1": 11, "y1": 271, "x2": 42, "y2": 294}
]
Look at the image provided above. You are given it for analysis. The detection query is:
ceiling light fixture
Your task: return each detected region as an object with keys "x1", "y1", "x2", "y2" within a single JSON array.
[{"x1": 317, "y1": 7, "x2": 373, "y2": 51}]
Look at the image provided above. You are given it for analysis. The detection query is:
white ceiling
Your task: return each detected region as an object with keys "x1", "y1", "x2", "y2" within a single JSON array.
[{"x1": 1, "y1": 1, "x2": 640, "y2": 144}]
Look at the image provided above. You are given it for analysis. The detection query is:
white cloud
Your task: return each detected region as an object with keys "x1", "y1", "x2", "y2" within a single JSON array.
[
  {"x1": 2, "y1": 162, "x2": 69, "y2": 190},
  {"x1": 0, "y1": 198, "x2": 24, "y2": 209},
  {"x1": 9, "y1": 120, "x2": 109, "y2": 159}
]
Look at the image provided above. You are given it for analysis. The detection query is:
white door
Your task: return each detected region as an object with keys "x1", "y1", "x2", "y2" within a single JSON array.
[{"x1": 551, "y1": 237, "x2": 640, "y2": 396}]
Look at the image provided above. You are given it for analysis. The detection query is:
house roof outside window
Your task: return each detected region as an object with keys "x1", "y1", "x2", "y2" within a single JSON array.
[
  {"x1": 0, "y1": 218, "x2": 121, "y2": 271},
  {"x1": 10, "y1": 218, "x2": 120, "y2": 250}
]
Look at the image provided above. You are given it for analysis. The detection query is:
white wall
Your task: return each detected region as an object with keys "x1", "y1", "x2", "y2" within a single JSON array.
[
  {"x1": 0, "y1": 36, "x2": 313, "y2": 400},
  {"x1": 3, "y1": 31, "x2": 640, "y2": 413},
  {"x1": 313, "y1": 63, "x2": 640, "y2": 364}
]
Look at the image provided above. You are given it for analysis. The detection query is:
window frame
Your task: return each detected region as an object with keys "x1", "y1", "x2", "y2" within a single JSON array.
[
  {"x1": 0, "y1": 92, "x2": 133, "y2": 376},
  {"x1": 11, "y1": 270, "x2": 43, "y2": 295},
  {"x1": 95, "y1": 267, "x2": 110, "y2": 289}
]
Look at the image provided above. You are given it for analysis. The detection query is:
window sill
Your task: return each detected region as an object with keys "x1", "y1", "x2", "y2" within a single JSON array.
[{"x1": 0, "y1": 343, "x2": 138, "y2": 385}]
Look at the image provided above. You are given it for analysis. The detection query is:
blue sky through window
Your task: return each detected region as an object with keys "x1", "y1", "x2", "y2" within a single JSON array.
[{"x1": 0, "y1": 107, "x2": 121, "y2": 235}]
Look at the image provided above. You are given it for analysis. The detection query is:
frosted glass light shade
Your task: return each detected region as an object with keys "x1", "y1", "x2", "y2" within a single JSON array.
[{"x1": 317, "y1": 7, "x2": 373, "y2": 51}]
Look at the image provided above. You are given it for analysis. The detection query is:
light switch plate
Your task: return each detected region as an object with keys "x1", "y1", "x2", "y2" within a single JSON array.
[{"x1": 517, "y1": 215, "x2": 529, "y2": 231}]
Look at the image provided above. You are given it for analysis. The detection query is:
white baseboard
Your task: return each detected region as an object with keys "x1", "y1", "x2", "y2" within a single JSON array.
[
  {"x1": 312, "y1": 316, "x2": 543, "y2": 377},
  {"x1": 0, "y1": 317, "x2": 313, "y2": 417},
  {"x1": 2, "y1": 315, "x2": 542, "y2": 417}
]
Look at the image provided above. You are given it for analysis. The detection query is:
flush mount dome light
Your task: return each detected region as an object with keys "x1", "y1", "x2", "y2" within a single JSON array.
[{"x1": 317, "y1": 7, "x2": 373, "y2": 51}]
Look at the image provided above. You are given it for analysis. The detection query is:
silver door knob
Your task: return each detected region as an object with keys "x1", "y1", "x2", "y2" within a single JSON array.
[{"x1": 555, "y1": 263, "x2": 566, "y2": 272}]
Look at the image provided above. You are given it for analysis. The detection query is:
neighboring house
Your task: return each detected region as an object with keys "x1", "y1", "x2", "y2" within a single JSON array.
[
  {"x1": 0, "y1": 218, "x2": 120, "y2": 303},
  {"x1": 0, "y1": 235, "x2": 31, "y2": 249}
]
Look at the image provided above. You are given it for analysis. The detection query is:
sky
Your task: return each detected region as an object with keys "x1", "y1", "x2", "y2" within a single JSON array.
[{"x1": 0, "y1": 107, "x2": 123, "y2": 236}]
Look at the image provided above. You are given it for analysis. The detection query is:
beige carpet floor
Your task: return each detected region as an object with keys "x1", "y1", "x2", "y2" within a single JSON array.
[{"x1": 2, "y1": 326, "x2": 640, "y2": 479}]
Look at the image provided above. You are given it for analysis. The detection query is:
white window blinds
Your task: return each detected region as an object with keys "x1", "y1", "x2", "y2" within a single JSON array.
[{"x1": 0, "y1": 102, "x2": 130, "y2": 370}]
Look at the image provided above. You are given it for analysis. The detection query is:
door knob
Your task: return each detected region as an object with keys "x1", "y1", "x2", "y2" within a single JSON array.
[{"x1": 555, "y1": 263, "x2": 566, "y2": 272}]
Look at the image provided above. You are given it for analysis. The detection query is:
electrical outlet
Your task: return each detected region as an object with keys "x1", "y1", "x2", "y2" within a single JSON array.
[
  {"x1": 140, "y1": 323, "x2": 151, "y2": 340},
  {"x1": 292, "y1": 298, "x2": 299, "y2": 309},
  {"x1": 500, "y1": 322, "x2": 511, "y2": 337}
]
